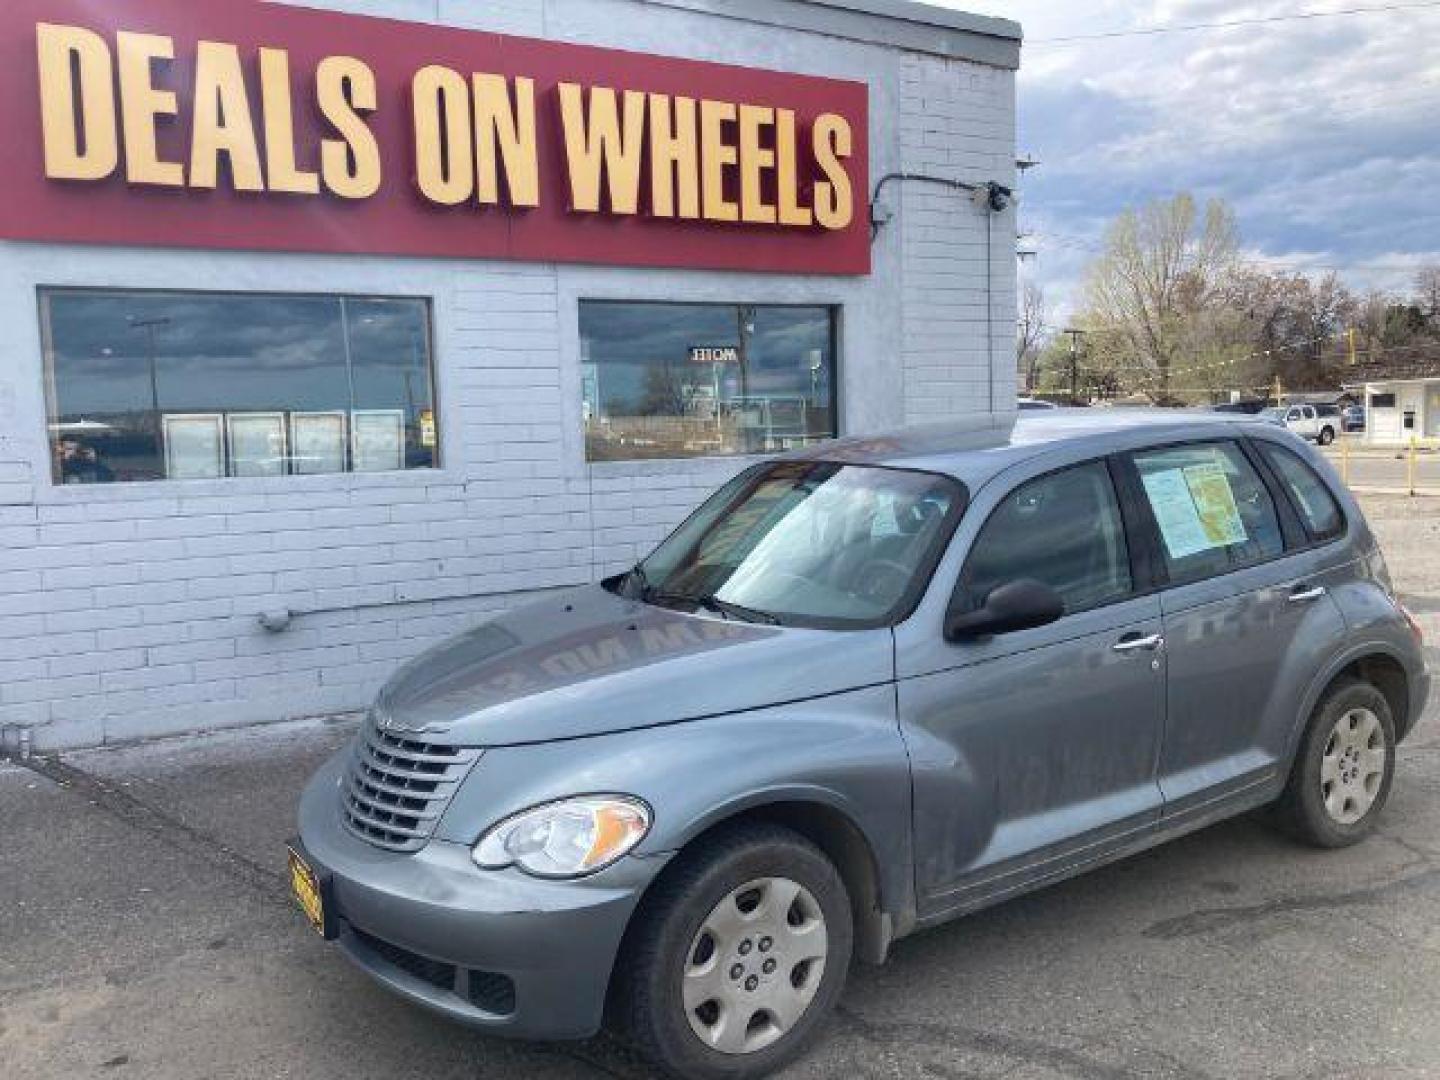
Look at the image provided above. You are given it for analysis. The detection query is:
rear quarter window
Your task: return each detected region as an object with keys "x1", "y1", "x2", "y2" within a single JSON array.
[{"x1": 1257, "y1": 442, "x2": 1346, "y2": 542}]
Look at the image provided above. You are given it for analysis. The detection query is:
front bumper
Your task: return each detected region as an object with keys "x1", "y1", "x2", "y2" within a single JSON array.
[{"x1": 296, "y1": 751, "x2": 670, "y2": 1040}]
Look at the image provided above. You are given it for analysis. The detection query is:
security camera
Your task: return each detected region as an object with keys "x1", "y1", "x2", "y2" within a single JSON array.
[{"x1": 985, "y1": 182, "x2": 1012, "y2": 213}]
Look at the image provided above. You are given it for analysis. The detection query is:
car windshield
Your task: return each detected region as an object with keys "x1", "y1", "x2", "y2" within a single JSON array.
[
  {"x1": 1260, "y1": 408, "x2": 1287, "y2": 421},
  {"x1": 624, "y1": 462, "x2": 964, "y2": 629}
]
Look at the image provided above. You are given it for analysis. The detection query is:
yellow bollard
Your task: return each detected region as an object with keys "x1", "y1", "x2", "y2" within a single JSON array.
[
  {"x1": 1408, "y1": 435, "x2": 1418, "y2": 498},
  {"x1": 1341, "y1": 433, "x2": 1350, "y2": 485}
]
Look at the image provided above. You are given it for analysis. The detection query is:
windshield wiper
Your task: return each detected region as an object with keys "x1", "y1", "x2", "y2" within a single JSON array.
[{"x1": 645, "y1": 589, "x2": 782, "y2": 626}]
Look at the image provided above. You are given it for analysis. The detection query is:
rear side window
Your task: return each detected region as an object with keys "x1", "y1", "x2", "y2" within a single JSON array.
[
  {"x1": 1258, "y1": 443, "x2": 1345, "y2": 542},
  {"x1": 1131, "y1": 441, "x2": 1283, "y2": 584},
  {"x1": 959, "y1": 461, "x2": 1131, "y2": 615}
]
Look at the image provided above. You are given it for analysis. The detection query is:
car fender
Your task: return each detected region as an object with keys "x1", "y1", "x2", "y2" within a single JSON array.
[
  {"x1": 434, "y1": 683, "x2": 915, "y2": 923},
  {"x1": 1287, "y1": 636, "x2": 1421, "y2": 760}
]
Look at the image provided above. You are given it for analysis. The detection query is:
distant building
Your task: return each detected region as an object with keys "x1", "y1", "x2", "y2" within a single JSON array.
[{"x1": 1344, "y1": 354, "x2": 1440, "y2": 444}]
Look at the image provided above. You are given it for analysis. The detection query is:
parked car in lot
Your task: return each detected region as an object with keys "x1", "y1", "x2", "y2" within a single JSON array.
[
  {"x1": 1343, "y1": 404, "x2": 1366, "y2": 433},
  {"x1": 291, "y1": 411, "x2": 1428, "y2": 1080},
  {"x1": 1261, "y1": 403, "x2": 1341, "y2": 444},
  {"x1": 1017, "y1": 396, "x2": 1058, "y2": 410}
]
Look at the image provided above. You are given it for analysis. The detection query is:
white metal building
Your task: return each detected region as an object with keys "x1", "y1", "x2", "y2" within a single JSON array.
[{"x1": 1352, "y1": 377, "x2": 1440, "y2": 444}]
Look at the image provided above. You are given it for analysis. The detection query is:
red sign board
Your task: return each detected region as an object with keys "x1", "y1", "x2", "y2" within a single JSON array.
[{"x1": 0, "y1": 0, "x2": 871, "y2": 274}]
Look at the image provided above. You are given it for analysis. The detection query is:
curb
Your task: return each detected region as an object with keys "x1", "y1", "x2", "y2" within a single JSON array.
[{"x1": 1347, "y1": 487, "x2": 1440, "y2": 498}]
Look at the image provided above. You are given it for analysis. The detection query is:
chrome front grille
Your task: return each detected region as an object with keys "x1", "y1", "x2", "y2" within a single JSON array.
[{"x1": 341, "y1": 719, "x2": 482, "y2": 852}]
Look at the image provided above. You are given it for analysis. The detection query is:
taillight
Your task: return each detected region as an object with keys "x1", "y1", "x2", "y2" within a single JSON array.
[{"x1": 1369, "y1": 548, "x2": 1395, "y2": 596}]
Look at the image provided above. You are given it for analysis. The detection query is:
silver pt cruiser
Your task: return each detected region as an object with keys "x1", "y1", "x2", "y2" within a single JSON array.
[{"x1": 292, "y1": 411, "x2": 1429, "y2": 1079}]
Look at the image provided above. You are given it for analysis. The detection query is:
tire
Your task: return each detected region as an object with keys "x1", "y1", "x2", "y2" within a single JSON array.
[
  {"x1": 1275, "y1": 679, "x2": 1396, "y2": 848},
  {"x1": 613, "y1": 824, "x2": 853, "y2": 1080},
  {"x1": 1318, "y1": 426, "x2": 1336, "y2": 446}
]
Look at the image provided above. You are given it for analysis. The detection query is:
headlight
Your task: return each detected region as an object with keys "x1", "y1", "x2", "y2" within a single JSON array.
[{"x1": 473, "y1": 796, "x2": 652, "y2": 878}]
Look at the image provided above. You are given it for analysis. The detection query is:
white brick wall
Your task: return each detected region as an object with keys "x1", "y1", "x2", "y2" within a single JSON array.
[{"x1": 0, "y1": 0, "x2": 1016, "y2": 749}]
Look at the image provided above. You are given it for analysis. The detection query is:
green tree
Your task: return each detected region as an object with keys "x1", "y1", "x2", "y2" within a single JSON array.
[{"x1": 1077, "y1": 193, "x2": 1238, "y2": 401}]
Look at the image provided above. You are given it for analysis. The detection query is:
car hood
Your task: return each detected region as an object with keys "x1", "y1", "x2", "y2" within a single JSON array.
[{"x1": 373, "y1": 585, "x2": 896, "y2": 747}]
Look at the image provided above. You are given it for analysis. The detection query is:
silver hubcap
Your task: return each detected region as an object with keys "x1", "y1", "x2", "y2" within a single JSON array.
[
  {"x1": 683, "y1": 877, "x2": 828, "y2": 1055},
  {"x1": 1321, "y1": 707, "x2": 1387, "y2": 825}
]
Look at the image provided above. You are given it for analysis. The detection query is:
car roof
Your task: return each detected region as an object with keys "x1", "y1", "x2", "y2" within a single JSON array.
[{"x1": 793, "y1": 408, "x2": 1273, "y2": 490}]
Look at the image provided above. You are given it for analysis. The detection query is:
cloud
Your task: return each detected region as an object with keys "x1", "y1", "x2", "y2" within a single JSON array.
[{"x1": 934, "y1": 0, "x2": 1440, "y2": 319}]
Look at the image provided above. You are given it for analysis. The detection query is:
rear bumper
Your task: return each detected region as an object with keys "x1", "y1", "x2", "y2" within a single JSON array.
[
  {"x1": 295, "y1": 751, "x2": 670, "y2": 1040},
  {"x1": 1405, "y1": 666, "x2": 1432, "y2": 742}
]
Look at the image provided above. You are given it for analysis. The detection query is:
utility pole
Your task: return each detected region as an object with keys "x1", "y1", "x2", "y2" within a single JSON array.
[
  {"x1": 1062, "y1": 328, "x2": 1086, "y2": 404},
  {"x1": 1347, "y1": 327, "x2": 1358, "y2": 367},
  {"x1": 1018, "y1": 313, "x2": 1032, "y2": 391},
  {"x1": 128, "y1": 315, "x2": 172, "y2": 451},
  {"x1": 736, "y1": 306, "x2": 756, "y2": 452}
]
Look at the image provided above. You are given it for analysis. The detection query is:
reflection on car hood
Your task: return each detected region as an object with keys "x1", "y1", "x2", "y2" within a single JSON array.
[{"x1": 374, "y1": 584, "x2": 896, "y2": 746}]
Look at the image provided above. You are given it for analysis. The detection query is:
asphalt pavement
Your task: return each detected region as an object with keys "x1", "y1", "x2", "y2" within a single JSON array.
[
  {"x1": 4, "y1": 705, "x2": 1440, "y2": 1079},
  {"x1": 1322, "y1": 443, "x2": 1440, "y2": 496}
]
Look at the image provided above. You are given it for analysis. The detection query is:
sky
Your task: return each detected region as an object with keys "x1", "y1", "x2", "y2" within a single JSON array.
[{"x1": 933, "y1": 0, "x2": 1440, "y2": 322}]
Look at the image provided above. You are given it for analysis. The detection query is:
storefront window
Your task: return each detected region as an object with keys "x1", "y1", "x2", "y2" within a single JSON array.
[
  {"x1": 580, "y1": 301, "x2": 838, "y2": 462},
  {"x1": 39, "y1": 289, "x2": 437, "y2": 485}
]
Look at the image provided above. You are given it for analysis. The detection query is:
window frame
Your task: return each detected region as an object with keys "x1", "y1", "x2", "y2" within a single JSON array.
[
  {"x1": 577, "y1": 298, "x2": 842, "y2": 464},
  {"x1": 947, "y1": 455, "x2": 1141, "y2": 622},
  {"x1": 36, "y1": 284, "x2": 441, "y2": 488},
  {"x1": 1114, "y1": 436, "x2": 1303, "y2": 591}
]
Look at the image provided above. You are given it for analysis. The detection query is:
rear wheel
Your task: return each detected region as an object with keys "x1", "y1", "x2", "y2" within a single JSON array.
[
  {"x1": 1318, "y1": 425, "x2": 1336, "y2": 445},
  {"x1": 614, "y1": 824, "x2": 853, "y2": 1080},
  {"x1": 1275, "y1": 679, "x2": 1395, "y2": 847}
]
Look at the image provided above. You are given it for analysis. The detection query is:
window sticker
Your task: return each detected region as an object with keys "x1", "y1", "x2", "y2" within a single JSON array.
[
  {"x1": 1183, "y1": 462, "x2": 1248, "y2": 548},
  {"x1": 1141, "y1": 462, "x2": 1248, "y2": 560}
]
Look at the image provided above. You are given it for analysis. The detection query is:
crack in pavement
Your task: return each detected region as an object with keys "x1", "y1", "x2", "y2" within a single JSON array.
[
  {"x1": 834, "y1": 1005, "x2": 1215, "y2": 1080},
  {"x1": 1378, "y1": 830, "x2": 1440, "y2": 864},
  {"x1": 11, "y1": 753, "x2": 287, "y2": 906},
  {"x1": 547, "y1": 1035, "x2": 656, "y2": 1080},
  {"x1": 1141, "y1": 865, "x2": 1440, "y2": 940}
]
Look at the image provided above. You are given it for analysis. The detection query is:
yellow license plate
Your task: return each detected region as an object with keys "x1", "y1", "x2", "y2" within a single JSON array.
[{"x1": 288, "y1": 846, "x2": 326, "y2": 936}]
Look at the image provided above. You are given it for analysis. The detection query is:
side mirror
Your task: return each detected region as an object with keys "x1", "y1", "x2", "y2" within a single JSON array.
[{"x1": 945, "y1": 579, "x2": 1065, "y2": 641}]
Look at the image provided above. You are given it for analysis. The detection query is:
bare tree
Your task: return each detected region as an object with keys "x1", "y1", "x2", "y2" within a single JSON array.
[
  {"x1": 1016, "y1": 280, "x2": 1048, "y2": 392},
  {"x1": 1078, "y1": 193, "x2": 1238, "y2": 400},
  {"x1": 1415, "y1": 265, "x2": 1440, "y2": 321}
]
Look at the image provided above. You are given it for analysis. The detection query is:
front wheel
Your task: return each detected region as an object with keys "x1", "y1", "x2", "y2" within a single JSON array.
[
  {"x1": 1274, "y1": 679, "x2": 1395, "y2": 847},
  {"x1": 613, "y1": 824, "x2": 853, "y2": 1080}
]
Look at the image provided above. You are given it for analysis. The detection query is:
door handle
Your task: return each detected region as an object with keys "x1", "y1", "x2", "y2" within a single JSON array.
[
  {"x1": 1113, "y1": 633, "x2": 1164, "y2": 653},
  {"x1": 1288, "y1": 586, "x2": 1328, "y2": 604}
]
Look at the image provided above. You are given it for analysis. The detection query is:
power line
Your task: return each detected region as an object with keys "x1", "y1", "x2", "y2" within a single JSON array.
[
  {"x1": 1025, "y1": 229, "x2": 1438, "y2": 274},
  {"x1": 1030, "y1": 1, "x2": 1440, "y2": 45}
]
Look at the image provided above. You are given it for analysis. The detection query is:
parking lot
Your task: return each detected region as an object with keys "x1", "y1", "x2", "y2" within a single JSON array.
[
  {"x1": 3, "y1": 494, "x2": 1439, "y2": 1080},
  {"x1": 1323, "y1": 441, "x2": 1440, "y2": 497}
]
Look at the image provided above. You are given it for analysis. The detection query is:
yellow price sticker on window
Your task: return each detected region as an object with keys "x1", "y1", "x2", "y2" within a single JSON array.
[{"x1": 1182, "y1": 463, "x2": 1248, "y2": 548}]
